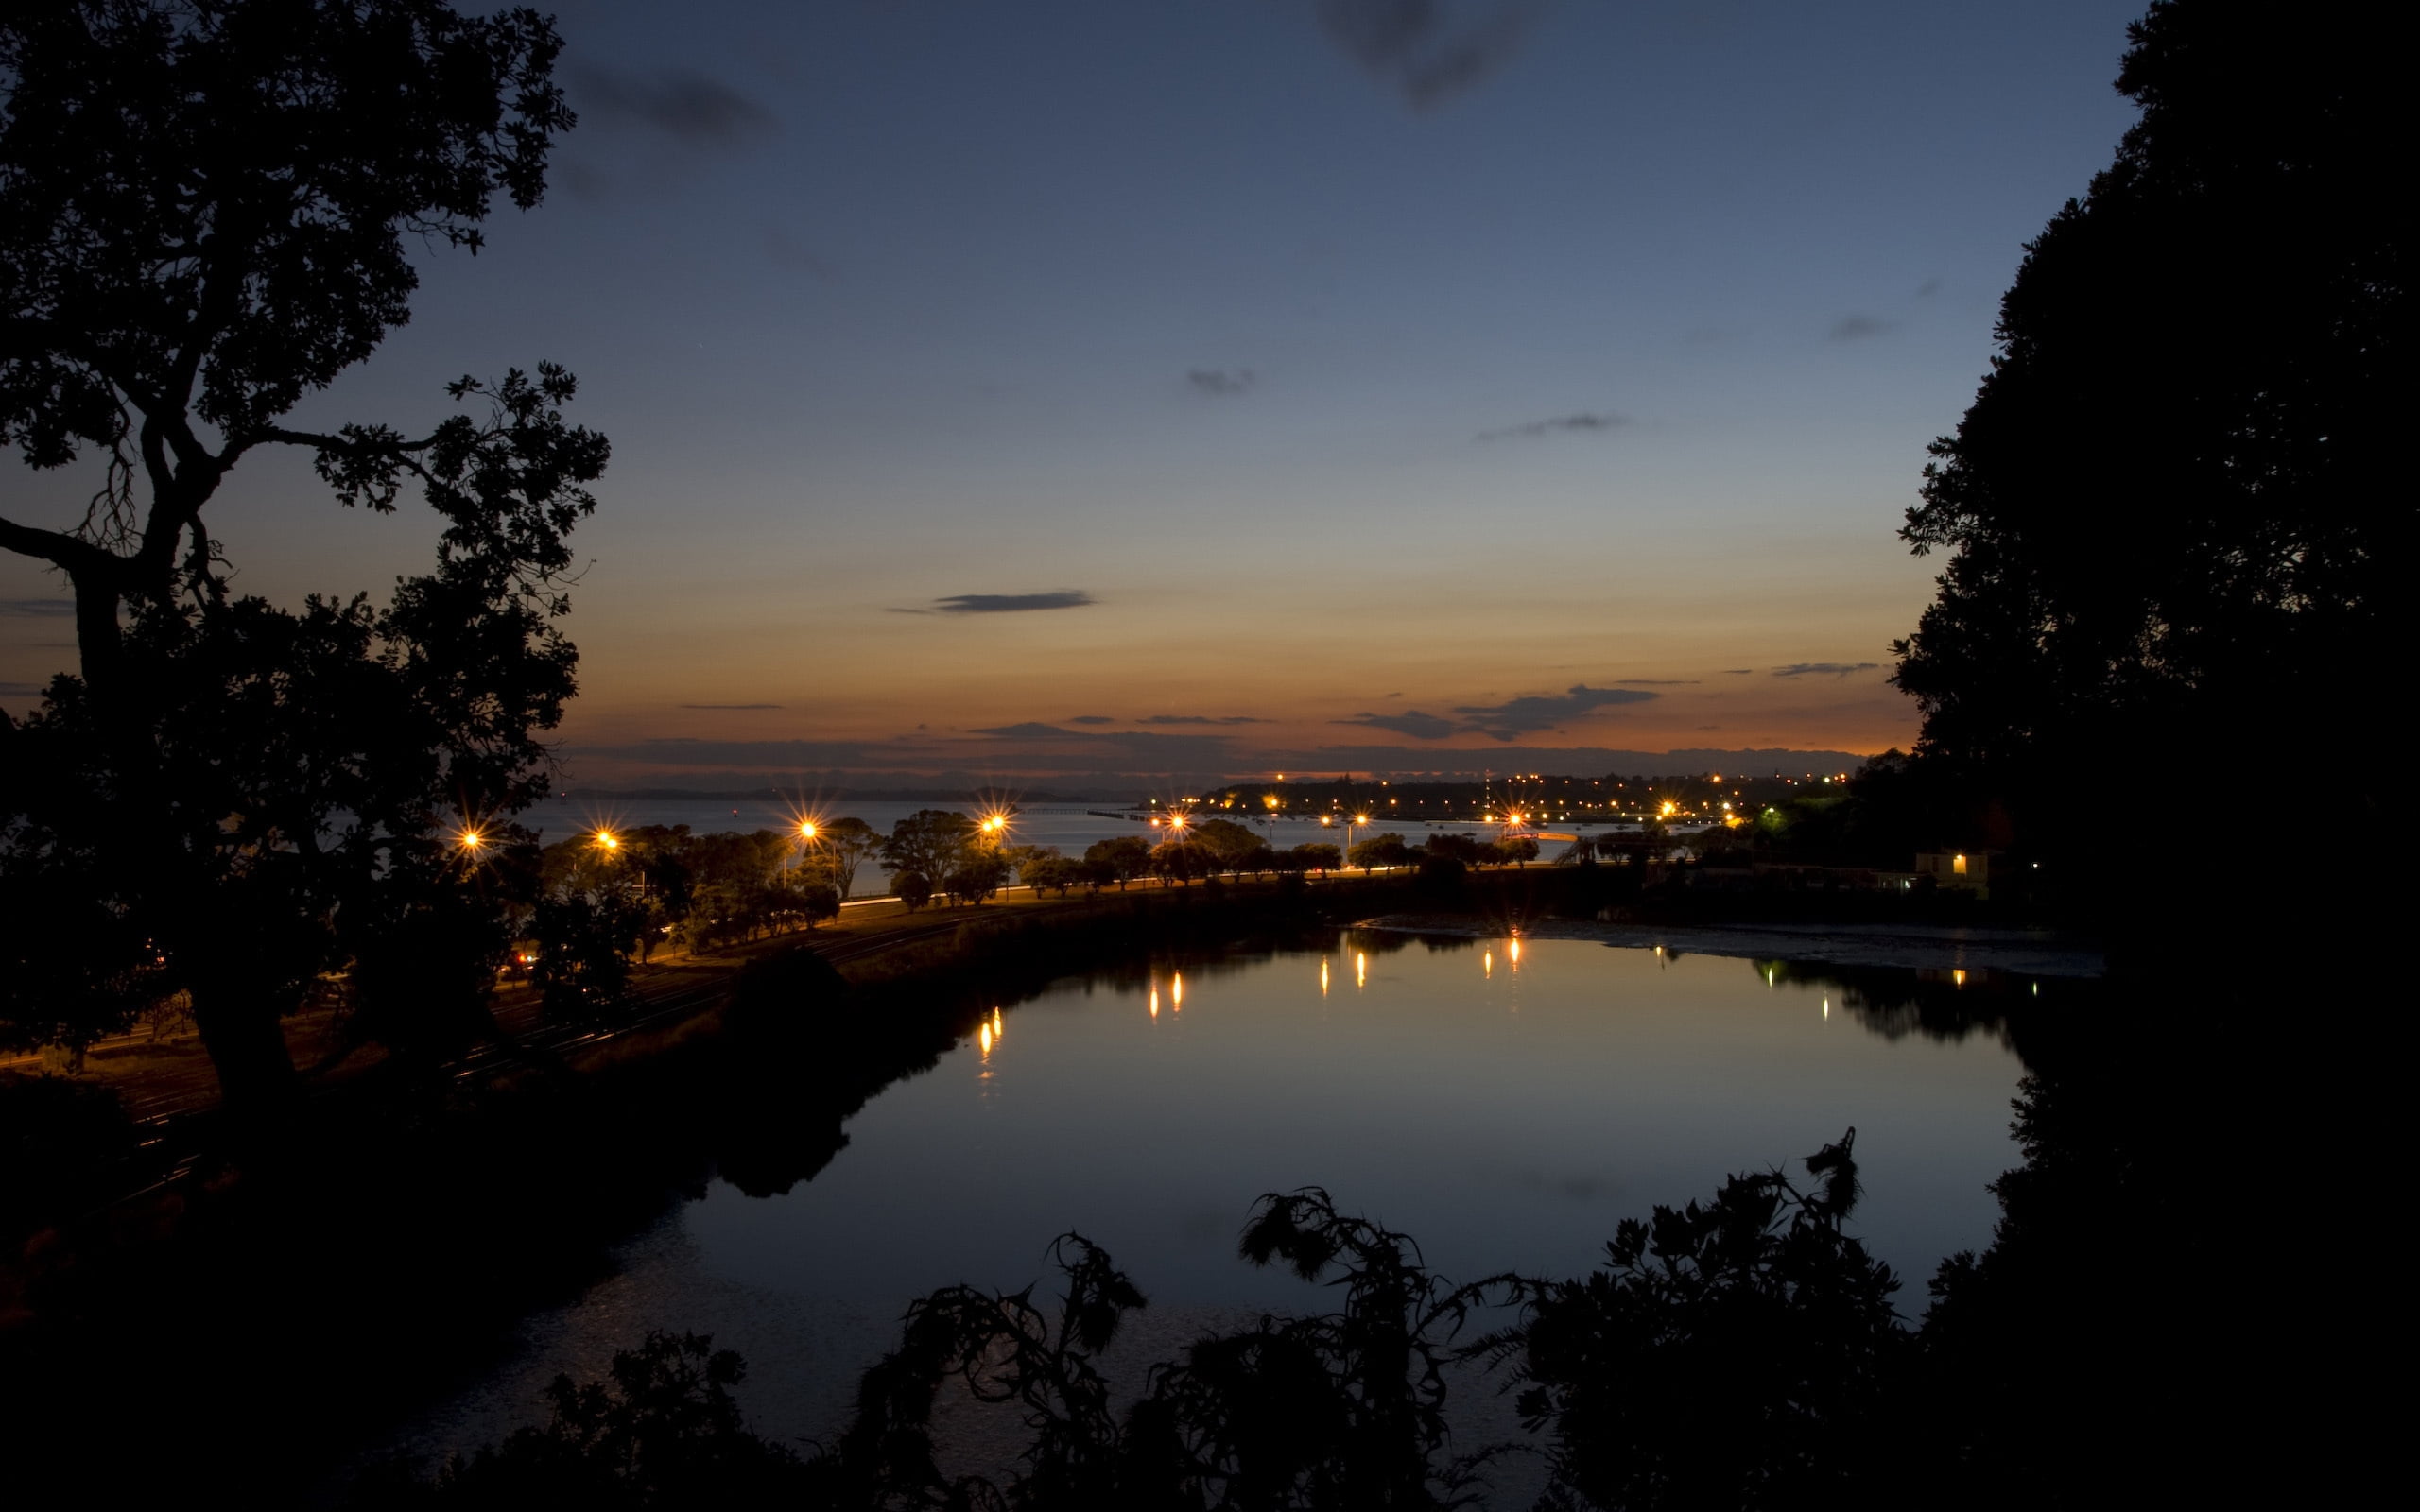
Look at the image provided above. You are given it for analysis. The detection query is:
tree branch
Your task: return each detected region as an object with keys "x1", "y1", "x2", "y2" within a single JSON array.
[{"x1": 0, "y1": 511, "x2": 116, "y2": 579}]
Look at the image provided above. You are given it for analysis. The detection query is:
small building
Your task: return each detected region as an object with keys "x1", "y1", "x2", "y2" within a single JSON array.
[{"x1": 1914, "y1": 850, "x2": 1994, "y2": 900}]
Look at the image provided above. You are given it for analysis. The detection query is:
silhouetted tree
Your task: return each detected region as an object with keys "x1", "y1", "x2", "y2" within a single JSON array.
[
  {"x1": 0, "y1": 1, "x2": 597, "y2": 1112},
  {"x1": 1490, "y1": 1131, "x2": 1907, "y2": 1509},
  {"x1": 1083, "y1": 835, "x2": 1151, "y2": 891},
  {"x1": 1189, "y1": 817, "x2": 1262, "y2": 874},
  {"x1": 1421, "y1": 832, "x2": 1490, "y2": 867},
  {"x1": 529, "y1": 888, "x2": 644, "y2": 1021},
  {"x1": 1347, "y1": 833, "x2": 1413, "y2": 873},
  {"x1": 943, "y1": 852, "x2": 1011, "y2": 907},
  {"x1": 892, "y1": 869, "x2": 934, "y2": 912},
  {"x1": 1491, "y1": 836, "x2": 1540, "y2": 868},
  {"x1": 1290, "y1": 842, "x2": 1341, "y2": 877},
  {"x1": 1022, "y1": 854, "x2": 1082, "y2": 896},
  {"x1": 346, "y1": 1332, "x2": 817, "y2": 1508},
  {"x1": 1893, "y1": 0, "x2": 2403, "y2": 887},
  {"x1": 813, "y1": 816, "x2": 882, "y2": 900},
  {"x1": 881, "y1": 810, "x2": 977, "y2": 887}
]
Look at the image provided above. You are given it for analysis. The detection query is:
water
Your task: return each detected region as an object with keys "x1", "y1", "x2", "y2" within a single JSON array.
[{"x1": 385, "y1": 935, "x2": 2030, "y2": 1487}]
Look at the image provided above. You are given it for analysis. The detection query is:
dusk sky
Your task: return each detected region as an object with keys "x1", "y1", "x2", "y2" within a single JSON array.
[{"x1": 0, "y1": 0, "x2": 2147, "y2": 787}]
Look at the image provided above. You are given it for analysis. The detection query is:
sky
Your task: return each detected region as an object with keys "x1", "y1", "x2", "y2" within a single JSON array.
[{"x1": 0, "y1": 0, "x2": 2152, "y2": 790}]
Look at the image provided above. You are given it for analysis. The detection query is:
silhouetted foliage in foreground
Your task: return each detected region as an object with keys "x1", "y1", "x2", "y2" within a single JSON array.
[{"x1": 357, "y1": 1137, "x2": 1911, "y2": 1510}]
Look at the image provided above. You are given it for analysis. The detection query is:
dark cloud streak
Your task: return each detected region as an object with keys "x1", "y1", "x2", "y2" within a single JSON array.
[
  {"x1": 1453, "y1": 683, "x2": 1657, "y2": 739},
  {"x1": 1314, "y1": 0, "x2": 1545, "y2": 111},
  {"x1": 892, "y1": 592, "x2": 1098, "y2": 615},
  {"x1": 573, "y1": 66, "x2": 779, "y2": 146},
  {"x1": 1335, "y1": 710, "x2": 1461, "y2": 740},
  {"x1": 1828, "y1": 315, "x2": 1894, "y2": 341},
  {"x1": 1187, "y1": 368, "x2": 1257, "y2": 396},
  {"x1": 1772, "y1": 662, "x2": 1881, "y2": 679},
  {"x1": 1477, "y1": 411, "x2": 1627, "y2": 442}
]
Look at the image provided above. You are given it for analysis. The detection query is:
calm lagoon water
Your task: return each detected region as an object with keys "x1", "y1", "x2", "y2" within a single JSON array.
[{"x1": 389, "y1": 936, "x2": 2028, "y2": 1477}]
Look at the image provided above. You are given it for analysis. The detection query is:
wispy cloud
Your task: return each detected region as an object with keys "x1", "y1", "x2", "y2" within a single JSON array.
[
  {"x1": 1612, "y1": 678, "x2": 1697, "y2": 686},
  {"x1": 1067, "y1": 715, "x2": 1117, "y2": 726},
  {"x1": 1135, "y1": 714, "x2": 1267, "y2": 726},
  {"x1": 1772, "y1": 662, "x2": 1880, "y2": 679},
  {"x1": 1454, "y1": 683, "x2": 1657, "y2": 740},
  {"x1": 1828, "y1": 314, "x2": 1894, "y2": 342},
  {"x1": 969, "y1": 723, "x2": 1088, "y2": 739},
  {"x1": 1336, "y1": 710, "x2": 1462, "y2": 740},
  {"x1": 0, "y1": 680, "x2": 42, "y2": 696},
  {"x1": 761, "y1": 224, "x2": 836, "y2": 278},
  {"x1": 0, "y1": 599, "x2": 73, "y2": 616},
  {"x1": 573, "y1": 66, "x2": 779, "y2": 146},
  {"x1": 1316, "y1": 0, "x2": 1547, "y2": 111},
  {"x1": 894, "y1": 591, "x2": 1098, "y2": 615},
  {"x1": 1915, "y1": 277, "x2": 1943, "y2": 298},
  {"x1": 1187, "y1": 368, "x2": 1257, "y2": 396},
  {"x1": 680, "y1": 702, "x2": 783, "y2": 710},
  {"x1": 1477, "y1": 411, "x2": 1628, "y2": 442}
]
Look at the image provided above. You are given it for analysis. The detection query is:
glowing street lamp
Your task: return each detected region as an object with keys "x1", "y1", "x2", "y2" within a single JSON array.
[{"x1": 593, "y1": 829, "x2": 619, "y2": 852}]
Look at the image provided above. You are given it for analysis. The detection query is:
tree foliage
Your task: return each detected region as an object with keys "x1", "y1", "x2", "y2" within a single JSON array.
[
  {"x1": 0, "y1": 1, "x2": 596, "y2": 1109},
  {"x1": 1893, "y1": 1, "x2": 2403, "y2": 847}
]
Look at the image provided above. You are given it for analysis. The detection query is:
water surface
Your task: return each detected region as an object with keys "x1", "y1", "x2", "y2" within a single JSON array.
[{"x1": 392, "y1": 936, "x2": 2031, "y2": 1472}]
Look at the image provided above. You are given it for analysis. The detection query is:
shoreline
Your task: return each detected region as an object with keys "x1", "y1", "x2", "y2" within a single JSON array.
[{"x1": 1355, "y1": 913, "x2": 2106, "y2": 978}]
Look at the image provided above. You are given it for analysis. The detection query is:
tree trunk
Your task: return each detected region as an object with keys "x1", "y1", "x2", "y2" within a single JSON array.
[{"x1": 190, "y1": 987, "x2": 302, "y2": 1119}]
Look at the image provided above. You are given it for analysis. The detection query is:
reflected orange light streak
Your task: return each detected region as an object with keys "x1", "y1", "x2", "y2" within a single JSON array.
[{"x1": 1356, "y1": 952, "x2": 1367, "y2": 989}]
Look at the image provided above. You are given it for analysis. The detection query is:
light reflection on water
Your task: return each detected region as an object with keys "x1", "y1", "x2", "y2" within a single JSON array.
[{"x1": 386, "y1": 938, "x2": 2029, "y2": 1479}]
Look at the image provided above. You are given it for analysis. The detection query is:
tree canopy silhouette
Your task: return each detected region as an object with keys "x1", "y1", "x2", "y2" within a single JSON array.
[
  {"x1": 1893, "y1": 0, "x2": 2402, "y2": 868},
  {"x1": 0, "y1": 1, "x2": 599, "y2": 1108}
]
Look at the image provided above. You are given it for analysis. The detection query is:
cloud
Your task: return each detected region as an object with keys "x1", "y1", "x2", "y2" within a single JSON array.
[
  {"x1": 1314, "y1": 0, "x2": 1545, "y2": 111},
  {"x1": 895, "y1": 591, "x2": 1098, "y2": 615},
  {"x1": 679, "y1": 702, "x2": 783, "y2": 710},
  {"x1": 0, "y1": 599, "x2": 73, "y2": 616},
  {"x1": 1135, "y1": 714, "x2": 1267, "y2": 726},
  {"x1": 1828, "y1": 315, "x2": 1895, "y2": 341},
  {"x1": 1477, "y1": 411, "x2": 1628, "y2": 442},
  {"x1": 573, "y1": 66, "x2": 779, "y2": 146},
  {"x1": 0, "y1": 680, "x2": 42, "y2": 696},
  {"x1": 970, "y1": 723, "x2": 1087, "y2": 739},
  {"x1": 1915, "y1": 277, "x2": 1943, "y2": 298},
  {"x1": 761, "y1": 225, "x2": 836, "y2": 278},
  {"x1": 1067, "y1": 715, "x2": 1117, "y2": 726},
  {"x1": 1722, "y1": 668, "x2": 1754, "y2": 675},
  {"x1": 1772, "y1": 662, "x2": 1881, "y2": 679},
  {"x1": 1612, "y1": 678, "x2": 1697, "y2": 686},
  {"x1": 1453, "y1": 683, "x2": 1658, "y2": 740},
  {"x1": 1336, "y1": 710, "x2": 1462, "y2": 740},
  {"x1": 1187, "y1": 368, "x2": 1257, "y2": 396}
]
